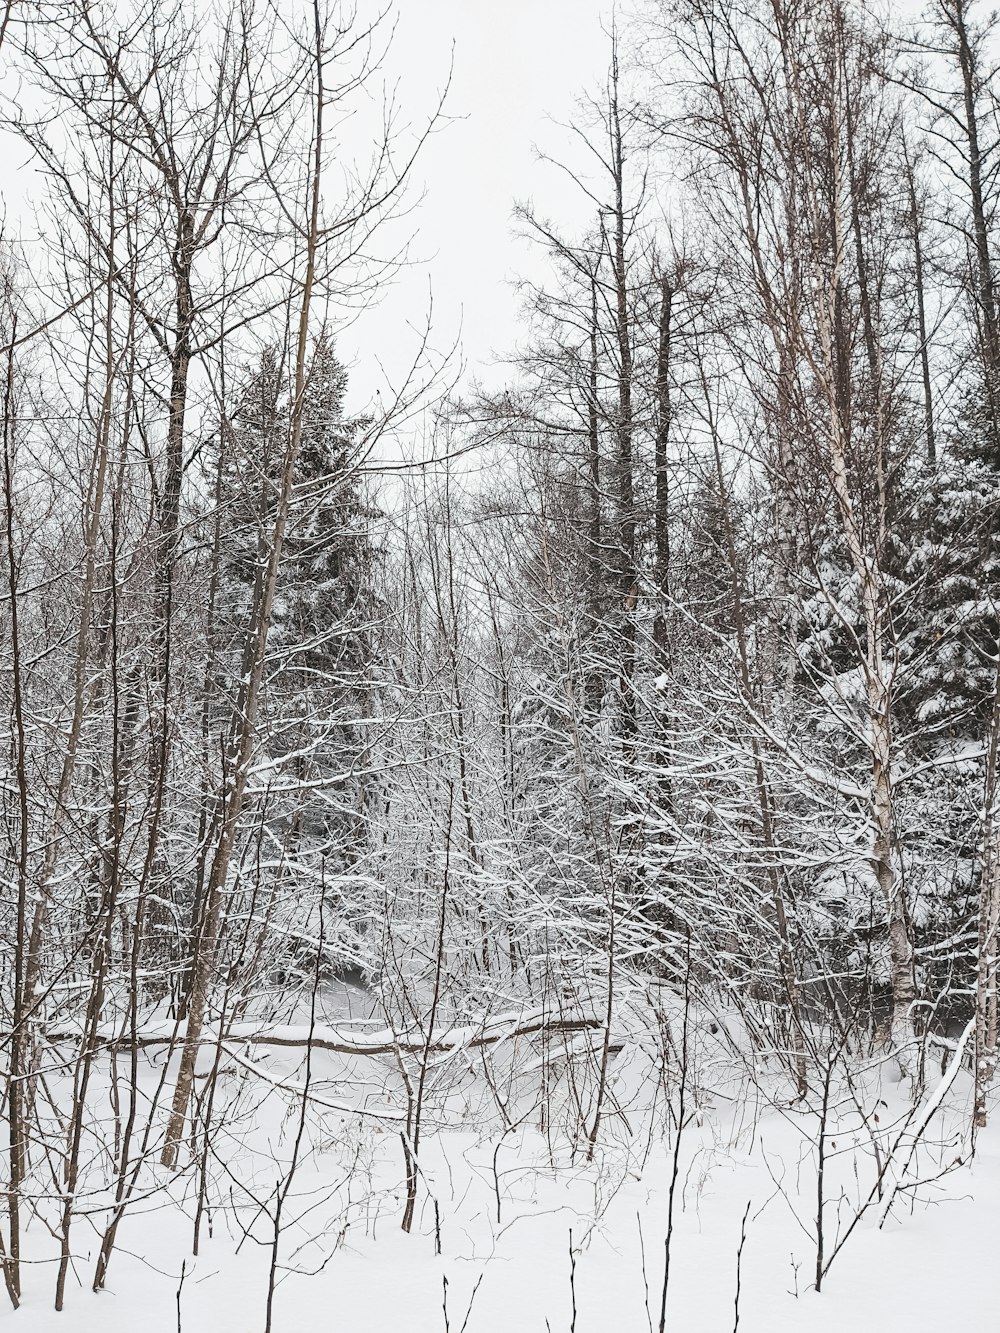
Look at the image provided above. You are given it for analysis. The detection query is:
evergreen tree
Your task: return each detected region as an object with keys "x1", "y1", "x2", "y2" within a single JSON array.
[{"x1": 215, "y1": 337, "x2": 379, "y2": 877}]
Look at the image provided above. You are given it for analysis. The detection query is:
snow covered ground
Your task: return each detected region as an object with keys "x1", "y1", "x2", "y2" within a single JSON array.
[{"x1": 8, "y1": 1018, "x2": 996, "y2": 1333}]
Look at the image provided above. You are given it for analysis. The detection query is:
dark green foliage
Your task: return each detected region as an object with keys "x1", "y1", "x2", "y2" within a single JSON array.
[{"x1": 214, "y1": 337, "x2": 380, "y2": 866}]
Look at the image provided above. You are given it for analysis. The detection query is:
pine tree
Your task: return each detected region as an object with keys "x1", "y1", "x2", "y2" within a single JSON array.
[{"x1": 215, "y1": 337, "x2": 379, "y2": 886}]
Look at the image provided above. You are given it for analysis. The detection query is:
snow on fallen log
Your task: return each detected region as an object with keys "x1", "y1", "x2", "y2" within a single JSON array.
[{"x1": 32, "y1": 1008, "x2": 612, "y2": 1058}]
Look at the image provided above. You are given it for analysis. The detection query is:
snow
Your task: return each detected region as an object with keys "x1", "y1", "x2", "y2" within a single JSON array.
[
  {"x1": 8, "y1": 1033, "x2": 997, "y2": 1332},
  {"x1": 15, "y1": 1134, "x2": 997, "y2": 1332}
]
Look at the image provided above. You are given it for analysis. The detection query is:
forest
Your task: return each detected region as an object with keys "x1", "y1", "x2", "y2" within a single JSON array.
[{"x1": 0, "y1": 0, "x2": 996, "y2": 1328}]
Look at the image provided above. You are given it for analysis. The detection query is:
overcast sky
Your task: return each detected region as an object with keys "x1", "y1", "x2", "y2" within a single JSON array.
[{"x1": 339, "y1": 0, "x2": 617, "y2": 412}]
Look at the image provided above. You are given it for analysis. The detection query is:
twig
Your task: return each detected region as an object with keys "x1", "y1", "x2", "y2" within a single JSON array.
[
  {"x1": 733, "y1": 1201, "x2": 751, "y2": 1332},
  {"x1": 176, "y1": 1259, "x2": 186, "y2": 1333}
]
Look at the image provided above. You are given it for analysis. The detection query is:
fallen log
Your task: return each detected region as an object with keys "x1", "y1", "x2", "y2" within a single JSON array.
[{"x1": 31, "y1": 1009, "x2": 618, "y2": 1059}]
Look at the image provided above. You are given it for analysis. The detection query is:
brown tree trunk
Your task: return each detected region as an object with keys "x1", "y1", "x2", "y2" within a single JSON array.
[
  {"x1": 607, "y1": 49, "x2": 637, "y2": 752},
  {"x1": 653, "y1": 270, "x2": 672, "y2": 665},
  {"x1": 161, "y1": 4, "x2": 327, "y2": 1166}
]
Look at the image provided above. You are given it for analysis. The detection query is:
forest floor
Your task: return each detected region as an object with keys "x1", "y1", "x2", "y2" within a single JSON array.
[{"x1": 6, "y1": 1016, "x2": 996, "y2": 1333}]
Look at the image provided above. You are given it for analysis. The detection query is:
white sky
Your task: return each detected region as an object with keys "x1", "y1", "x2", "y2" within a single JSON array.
[
  {"x1": 338, "y1": 0, "x2": 616, "y2": 411},
  {"x1": 0, "y1": 0, "x2": 616, "y2": 441},
  {"x1": 1, "y1": 0, "x2": 931, "y2": 434}
]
